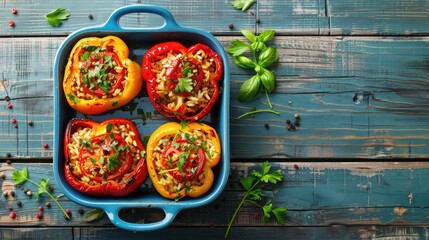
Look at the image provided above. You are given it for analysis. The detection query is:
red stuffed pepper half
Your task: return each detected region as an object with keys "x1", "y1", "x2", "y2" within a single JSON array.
[
  {"x1": 64, "y1": 118, "x2": 148, "y2": 197},
  {"x1": 142, "y1": 42, "x2": 223, "y2": 121}
]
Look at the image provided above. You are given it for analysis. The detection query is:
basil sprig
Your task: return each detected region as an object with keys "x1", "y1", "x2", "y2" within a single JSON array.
[{"x1": 227, "y1": 30, "x2": 278, "y2": 103}]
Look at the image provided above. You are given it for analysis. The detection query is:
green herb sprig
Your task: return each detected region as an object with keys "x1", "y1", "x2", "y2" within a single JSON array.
[
  {"x1": 44, "y1": 8, "x2": 70, "y2": 27},
  {"x1": 225, "y1": 161, "x2": 286, "y2": 238},
  {"x1": 231, "y1": 0, "x2": 256, "y2": 11},
  {"x1": 227, "y1": 29, "x2": 278, "y2": 103},
  {"x1": 11, "y1": 168, "x2": 71, "y2": 219}
]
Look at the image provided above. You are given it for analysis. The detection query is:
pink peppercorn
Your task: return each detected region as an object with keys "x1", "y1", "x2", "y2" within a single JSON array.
[
  {"x1": 12, "y1": 8, "x2": 18, "y2": 14},
  {"x1": 36, "y1": 212, "x2": 43, "y2": 219},
  {"x1": 38, "y1": 206, "x2": 44, "y2": 211},
  {"x1": 9, "y1": 212, "x2": 16, "y2": 219},
  {"x1": 11, "y1": 118, "x2": 16, "y2": 123},
  {"x1": 8, "y1": 206, "x2": 13, "y2": 211},
  {"x1": 14, "y1": 124, "x2": 18, "y2": 128},
  {"x1": 43, "y1": 143, "x2": 49, "y2": 149},
  {"x1": 8, "y1": 103, "x2": 13, "y2": 109},
  {"x1": 9, "y1": 21, "x2": 15, "y2": 27}
]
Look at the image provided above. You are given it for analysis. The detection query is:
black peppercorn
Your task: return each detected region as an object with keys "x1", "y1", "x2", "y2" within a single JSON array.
[
  {"x1": 78, "y1": 208, "x2": 84, "y2": 214},
  {"x1": 291, "y1": 125, "x2": 296, "y2": 130},
  {"x1": 286, "y1": 119, "x2": 291, "y2": 125},
  {"x1": 16, "y1": 200, "x2": 22, "y2": 206},
  {"x1": 294, "y1": 120, "x2": 300, "y2": 126},
  {"x1": 264, "y1": 123, "x2": 269, "y2": 129},
  {"x1": 228, "y1": 23, "x2": 234, "y2": 29},
  {"x1": 255, "y1": 18, "x2": 260, "y2": 23},
  {"x1": 5, "y1": 96, "x2": 10, "y2": 101},
  {"x1": 6, "y1": 159, "x2": 11, "y2": 165},
  {"x1": 88, "y1": 14, "x2": 94, "y2": 20}
]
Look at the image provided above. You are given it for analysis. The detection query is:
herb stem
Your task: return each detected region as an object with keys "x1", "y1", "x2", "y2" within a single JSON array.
[
  {"x1": 265, "y1": 89, "x2": 273, "y2": 109},
  {"x1": 236, "y1": 109, "x2": 279, "y2": 119},
  {"x1": 27, "y1": 179, "x2": 70, "y2": 219},
  {"x1": 225, "y1": 179, "x2": 262, "y2": 238}
]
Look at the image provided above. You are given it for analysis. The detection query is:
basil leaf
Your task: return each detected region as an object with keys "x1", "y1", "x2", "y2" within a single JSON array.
[
  {"x1": 83, "y1": 208, "x2": 105, "y2": 222},
  {"x1": 238, "y1": 75, "x2": 262, "y2": 101},
  {"x1": 241, "y1": 30, "x2": 256, "y2": 43},
  {"x1": 259, "y1": 67, "x2": 276, "y2": 93},
  {"x1": 233, "y1": 56, "x2": 256, "y2": 69},
  {"x1": 250, "y1": 42, "x2": 266, "y2": 52},
  {"x1": 256, "y1": 30, "x2": 276, "y2": 43},
  {"x1": 227, "y1": 39, "x2": 251, "y2": 57},
  {"x1": 258, "y1": 47, "x2": 278, "y2": 68}
]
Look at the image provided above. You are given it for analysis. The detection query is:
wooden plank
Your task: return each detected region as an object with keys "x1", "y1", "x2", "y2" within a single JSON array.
[
  {"x1": 257, "y1": 0, "x2": 329, "y2": 35},
  {"x1": 75, "y1": 226, "x2": 429, "y2": 239},
  {"x1": 1, "y1": 162, "x2": 429, "y2": 228},
  {"x1": 2, "y1": 37, "x2": 429, "y2": 159},
  {"x1": 0, "y1": 0, "x2": 258, "y2": 36},
  {"x1": 328, "y1": 0, "x2": 429, "y2": 35},
  {"x1": 0, "y1": 228, "x2": 73, "y2": 240}
]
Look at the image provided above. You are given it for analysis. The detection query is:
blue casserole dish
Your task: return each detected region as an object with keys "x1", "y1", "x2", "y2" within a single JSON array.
[{"x1": 53, "y1": 5, "x2": 229, "y2": 231}]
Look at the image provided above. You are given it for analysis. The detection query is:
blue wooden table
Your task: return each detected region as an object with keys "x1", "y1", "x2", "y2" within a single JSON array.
[{"x1": 1, "y1": 1, "x2": 429, "y2": 239}]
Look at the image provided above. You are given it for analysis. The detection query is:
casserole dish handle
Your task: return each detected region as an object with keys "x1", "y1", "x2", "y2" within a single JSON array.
[
  {"x1": 104, "y1": 205, "x2": 180, "y2": 231},
  {"x1": 104, "y1": 4, "x2": 181, "y2": 30}
]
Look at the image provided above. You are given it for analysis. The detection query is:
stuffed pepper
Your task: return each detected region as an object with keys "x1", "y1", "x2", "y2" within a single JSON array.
[
  {"x1": 64, "y1": 118, "x2": 147, "y2": 197},
  {"x1": 142, "y1": 42, "x2": 223, "y2": 121},
  {"x1": 146, "y1": 122, "x2": 221, "y2": 200},
  {"x1": 63, "y1": 36, "x2": 142, "y2": 115}
]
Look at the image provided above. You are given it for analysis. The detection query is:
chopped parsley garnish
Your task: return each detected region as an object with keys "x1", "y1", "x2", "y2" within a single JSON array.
[{"x1": 67, "y1": 93, "x2": 80, "y2": 104}]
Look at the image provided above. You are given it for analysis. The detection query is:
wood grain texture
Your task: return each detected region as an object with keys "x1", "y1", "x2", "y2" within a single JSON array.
[
  {"x1": 0, "y1": 0, "x2": 256, "y2": 36},
  {"x1": 0, "y1": 228, "x2": 73, "y2": 240},
  {"x1": 1, "y1": 162, "x2": 429, "y2": 228},
  {"x1": 328, "y1": 0, "x2": 429, "y2": 35},
  {"x1": 2, "y1": 36, "x2": 429, "y2": 159}
]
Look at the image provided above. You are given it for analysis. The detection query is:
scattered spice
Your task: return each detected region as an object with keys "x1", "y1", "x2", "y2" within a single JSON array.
[
  {"x1": 38, "y1": 206, "x2": 44, "y2": 211},
  {"x1": 65, "y1": 209, "x2": 72, "y2": 219},
  {"x1": 23, "y1": 188, "x2": 29, "y2": 194},
  {"x1": 255, "y1": 18, "x2": 260, "y2": 23},
  {"x1": 294, "y1": 113, "x2": 300, "y2": 119},
  {"x1": 88, "y1": 14, "x2": 94, "y2": 20},
  {"x1": 45, "y1": 202, "x2": 51, "y2": 208},
  {"x1": 9, "y1": 21, "x2": 15, "y2": 27},
  {"x1": 14, "y1": 124, "x2": 18, "y2": 128},
  {"x1": 11, "y1": 118, "x2": 16, "y2": 123},
  {"x1": 5, "y1": 96, "x2": 11, "y2": 101},
  {"x1": 78, "y1": 207, "x2": 84, "y2": 214},
  {"x1": 6, "y1": 159, "x2": 11, "y2": 165},
  {"x1": 12, "y1": 8, "x2": 18, "y2": 14},
  {"x1": 264, "y1": 123, "x2": 270, "y2": 129},
  {"x1": 294, "y1": 120, "x2": 300, "y2": 126},
  {"x1": 286, "y1": 125, "x2": 291, "y2": 131},
  {"x1": 43, "y1": 143, "x2": 49, "y2": 149},
  {"x1": 9, "y1": 212, "x2": 16, "y2": 219},
  {"x1": 36, "y1": 212, "x2": 43, "y2": 219},
  {"x1": 16, "y1": 201, "x2": 22, "y2": 206},
  {"x1": 293, "y1": 164, "x2": 299, "y2": 170},
  {"x1": 228, "y1": 23, "x2": 234, "y2": 29},
  {"x1": 26, "y1": 190, "x2": 32, "y2": 196},
  {"x1": 290, "y1": 125, "x2": 296, "y2": 130},
  {"x1": 3, "y1": 192, "x2": 8, "y2": 197},
  {"x1": 8, "y1": 206, "x2": 13, "y2": 211},
  {"x1": 8, "y1": 103, "x2": 13, "y2": 109},
  {"x1": 27, "y1": 120, "x2": 33, "y2": 126},
  {"x1": 10, "y1": 191, "x2": 15, "y2": 197},
  {"x1": 286, "y1": 119, "x2": 291, "y2": 125}
]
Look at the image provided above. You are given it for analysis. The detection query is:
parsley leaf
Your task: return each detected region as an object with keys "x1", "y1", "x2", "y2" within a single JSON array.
[
  {"x1": 66, "y1": 93, "x2": 80, "y2": 104},
  {"x1": 231, "y1": 0, "x2": 256, "y2": 11},
  {"x1": 45, "y1": 8, "x2": 71, "y2": 27},
  {"x1": 225, "y1": 162, "x2": 286, "y2": 238},
  {"x1": 11, "y1": 167, "x2": 71, "y2": 219},
  {"x1": 175, "y1": 77, "x2": 193, "y2": 93}
]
